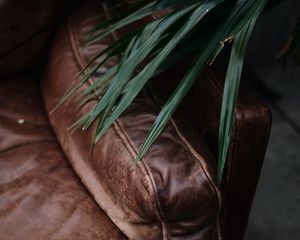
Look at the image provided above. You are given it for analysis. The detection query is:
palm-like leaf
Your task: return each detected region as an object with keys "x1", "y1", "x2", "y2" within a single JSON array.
[
  {"x1": 137, "y1": 0, "x2": 268, "y2": 174},
  {"x1": 55, "y1": 0, "x2": 275, "y2": 183},
  {"x1": 218, "y1": 13, "x2": 264, "y2": 183}
]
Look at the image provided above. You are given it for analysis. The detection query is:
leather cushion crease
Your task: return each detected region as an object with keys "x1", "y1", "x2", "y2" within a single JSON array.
[
  {"x1": 153, "y1": 52, "x2": 272, "y2": 239},
  {"x1": 0, "y1": 78, "x2": 127, "y2": 240},
  {"x1": 42, "y1": 2, "x2": 222, "y2": 240}
]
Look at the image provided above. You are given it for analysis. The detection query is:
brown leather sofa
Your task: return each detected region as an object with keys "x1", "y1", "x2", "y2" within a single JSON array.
[{"x1": 0, "y1": 1, "x2": 271, "y2": 240}]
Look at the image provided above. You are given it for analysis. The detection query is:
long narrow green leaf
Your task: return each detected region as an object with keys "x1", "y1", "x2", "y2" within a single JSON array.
[
  {"x1": 135, "y1": 0, "x2": 268, "y2": 171},
  {"x1": 99, "y1": 0, "x2": 254, "y2": 139},
  {"x1": 84, "y1": 5, "x2": 199, "y2": 130},
  {"x1": 89, "y1": 0, "x2": 154, "y2": 33},
  {"x1": 218, "y1": 1, "x2": 268, "y2": 183},
  {"x1": 83, "y1": 20, "x2": 163, "y2": 129},
  {"x1": 134, "y1": 33, "x2": 221, "y2": 163},
  {"x1": 86, "y1": 1, "x2": 157, "y2": 45},
  {"x1": 94, "y1": 0, "x2": 223, "y2": 141},
  {"x1": 52, "y1": 41, "x2": 124, "y2": 114},
  {"x1": 82, "y1": 66, "x2": 117, "y2": 96},
  {"x1": 62, "y1": 0, "x2": 270, "y2": 184}
]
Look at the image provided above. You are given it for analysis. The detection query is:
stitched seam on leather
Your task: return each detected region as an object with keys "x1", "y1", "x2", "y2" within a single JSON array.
[
  {"x1": 68, "y1": 1, "x2": 159, "y2": 214},
  {"x1": 206, "y1": 70, "x2": 270, "y2": 238},
  {"x1": 113, "y1": 120, "x2": 167, "y2": 219},
  {"x1": 67, "y1": 12, "x2": 164, "y2": 239},
  {"x1": 204, "y1": 73, "x2": 244, "y2": 184},
  {"x1": 205, "y1": 72, "x2": 243, "y2": 167},
  {"x1": 205, "y1": 71, "x2": 272, "y2": 239},
  {"x1": 154, "y1": 75, "x2": 222, "y2": 191},
  {"x1": 170, "y1": 118, "x2": 222, "y2": 239},
  {"x1": 65, "y1": 4, "x2": 243, "y2": 238},
  {"x1": 67, "y1": 19, "x2": 93, "y2": 86},
  {"x1": 67, "y1": 7, "x2": 221, "y2": 239},
  {"x1": 100, "y1": 5, "x2": 161, "y2": 224},
  {"x1": 146, "y1": 86, "x2": 222, "y2": 239},
  {"x1": 101, "y1": 3, "x2": 169, "y2": 238},
  {"x1": 67, "y1": 18, "x2": 132, "y2": 238},
  {"x1": 114, "y1": 119, "x2": 169, "y2": 240},
  {"x1": 201, "y1": 71, "x2": 238, "y2": 239}
]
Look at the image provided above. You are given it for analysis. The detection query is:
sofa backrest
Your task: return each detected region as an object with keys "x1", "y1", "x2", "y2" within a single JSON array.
[{"x1": 0, "y1": 0, "x2": 79, "y2": 76}]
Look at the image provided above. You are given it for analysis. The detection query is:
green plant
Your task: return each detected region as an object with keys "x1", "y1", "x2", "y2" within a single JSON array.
[{"x1": 56, "y1": 0, "x2": 296, "y2": 183}]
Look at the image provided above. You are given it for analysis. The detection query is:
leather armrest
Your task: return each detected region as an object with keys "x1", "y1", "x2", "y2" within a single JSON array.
[{"x1": 152, "y1": 57, "x2": 272, "y2": 240}]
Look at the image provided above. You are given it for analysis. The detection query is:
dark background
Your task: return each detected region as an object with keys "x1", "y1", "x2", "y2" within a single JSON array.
[{"x1": 244, "y1": 0, "x2": 300, "y2": 239}]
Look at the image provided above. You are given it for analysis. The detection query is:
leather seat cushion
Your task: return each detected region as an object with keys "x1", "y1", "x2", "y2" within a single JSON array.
[
  {"x1": 43, "y1": 2, "x2": 221, "y2": 240},
  {"x1": 0, "y1": 77, "x2": 126, "y2": 240},
  {"x1": 43, "y1": 2, "x2": 222, "y2": 240}
]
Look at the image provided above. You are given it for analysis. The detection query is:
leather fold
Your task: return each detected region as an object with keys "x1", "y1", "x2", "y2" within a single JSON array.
[{"x1": 42, "y1": 2, "x2": 222, "y2": 240}]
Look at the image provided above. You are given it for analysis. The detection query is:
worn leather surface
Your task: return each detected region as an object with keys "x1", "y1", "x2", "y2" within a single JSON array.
[
  {"x1": 42, "y1": 2, "x2": 222, "y2": 240},
  {"x1": 183, "y1": 67, "x2": 271, "y2": 240},
  {"x1": 0, "y1": 77, "x2": 127, "y2": 240},
  {"x1": 153, "y1": 55, "x2": 272, "y2": 240},
  {"x1": 0, "y1": 0, "x2": 79, "y2": 75}
]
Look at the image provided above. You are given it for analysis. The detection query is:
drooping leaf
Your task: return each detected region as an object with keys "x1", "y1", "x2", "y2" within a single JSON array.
[
  {"x1": 135, "y1": 0, "x2": 268, "y2": 179},
  {"x1": 217, "y1": 17, "x2": 263, "y2": 183},
  {"x1": 84, "y1": 3, "x2": 200, "y2": 131},
  {"x1": 93, "y1": 0, "x2": 223, "y2": 141},
  {"x1": 86, "y1": 1, "x2": 158, "y2": 45},
  {"x1": 60, "y1": 0, "x2": 270, "y2": 184}
]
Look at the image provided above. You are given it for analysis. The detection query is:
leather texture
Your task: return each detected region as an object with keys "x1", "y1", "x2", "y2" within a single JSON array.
[
  {"x1": 0, "y1": 1, "x2": 272, "y2": 240},
  {"x1": 180, "y1": 66, "x2": 271, "y2": 240},
  {"x1": 153, "y1": 57, "x2": 272, "y2": 240},
  {"x1": 0, "y1": 77, "x2": 127, "y2": 240},
  {"x1": 0, "y1": 0, "x2": 78, "y2": 75},
  {"x1": 42, "y1": 2, "x2": 222, "y2": 240}
]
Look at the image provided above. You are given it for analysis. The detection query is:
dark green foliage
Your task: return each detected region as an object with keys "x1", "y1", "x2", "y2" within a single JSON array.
[{"x1": 57, "y1": 0, "x2": 277, "y2": 183}]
